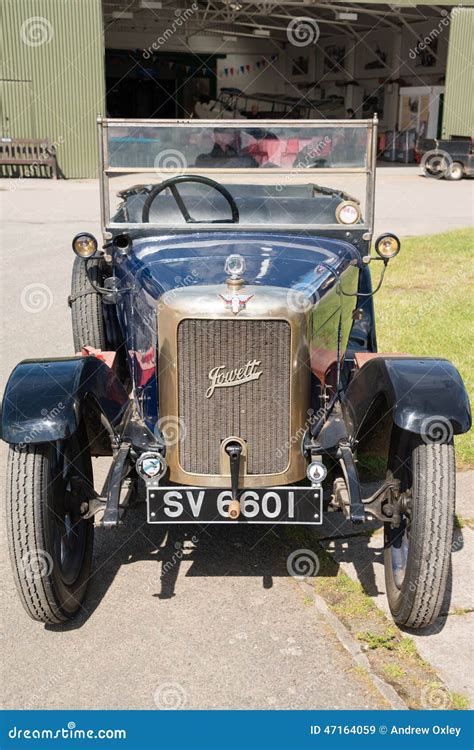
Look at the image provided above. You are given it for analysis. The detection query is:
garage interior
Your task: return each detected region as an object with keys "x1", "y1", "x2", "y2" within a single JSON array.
[
  {"x1": 1, "y1": 0, "x2": 472, "y2": 176},
  {"x1": 103, "y1": 1, "x2": 462, "y2": 135}
]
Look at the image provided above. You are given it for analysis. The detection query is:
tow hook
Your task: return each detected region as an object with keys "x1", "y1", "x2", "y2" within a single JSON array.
[{"x1": 226, "y1": 442, "x2": 242, "y2": 520}]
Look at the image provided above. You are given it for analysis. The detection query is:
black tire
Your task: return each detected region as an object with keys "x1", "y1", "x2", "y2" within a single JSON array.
[
  {"x1": 384, "y1": 436, "x2": 455, "y2": 629},
  {"x1": 70, "y1": 256, "x2": 106, "y2": 351},
  {"x1": 6, "y1": 433, "x2": 94, "y2": 623},
  {"x1": 446, "y1": 161, "x2": 464, "y2": 181},
  {"x1": 422, "y1": 154, "x2": 448, "y2": 179}
]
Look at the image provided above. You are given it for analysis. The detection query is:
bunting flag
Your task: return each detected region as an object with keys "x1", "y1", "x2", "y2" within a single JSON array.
[{"x1": 219, "y1": 55, "x2": 279, "y2": 77}]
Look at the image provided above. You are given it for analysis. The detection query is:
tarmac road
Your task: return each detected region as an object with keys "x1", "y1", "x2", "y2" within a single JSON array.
[{"x1": 0, "y1": 173, "x2": 472, "y2": 710}]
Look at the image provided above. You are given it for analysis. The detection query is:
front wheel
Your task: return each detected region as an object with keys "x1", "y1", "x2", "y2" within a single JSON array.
[
  {"x1": 70, "y1": 256, "x2": 106, "y2": 351},
  {"x1": 384, "y1": 436, "x2": 454, "y2": 629},
  {"x1": 6, "y1": 432, "x2": 94, "y2": 623}
]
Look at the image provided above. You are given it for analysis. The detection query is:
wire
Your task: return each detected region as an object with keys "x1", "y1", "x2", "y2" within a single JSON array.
[
  {"x1": 85, "y1": 258, "x2": 133, "y2": 296},
  {"x1": 317, "y1": 259, "x2": 387, "y2": 297}
]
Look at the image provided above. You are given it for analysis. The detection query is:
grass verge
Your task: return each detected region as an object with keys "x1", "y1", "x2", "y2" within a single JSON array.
[
  {"x1": 287, "y1": 527, "x2": 470, "y2": 710},
  {"x1": 372, "y1": 228, "x2": 474, "y2": 468}
]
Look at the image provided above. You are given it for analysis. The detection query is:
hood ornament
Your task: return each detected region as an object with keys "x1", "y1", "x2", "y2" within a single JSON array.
[
  {"x1": 221, "y1": 253, "x2": 251, "y2": 313},
  {"x1": 224, "y1": 254, "x2": 246, "y2": 282}
]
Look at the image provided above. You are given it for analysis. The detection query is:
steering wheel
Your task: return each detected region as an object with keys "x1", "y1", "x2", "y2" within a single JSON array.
[{"x1": 141, "y1": 174, "x2": 239, "y2": 224}]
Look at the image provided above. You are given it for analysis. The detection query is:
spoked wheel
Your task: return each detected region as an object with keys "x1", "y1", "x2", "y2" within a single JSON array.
[
  {"x1": 422, "y1": 154, "x2": 448, "y2": 179},
  {"x1": 6, "y1": 429, "x2": 94, "y2": 623},
  {"x1": 384, "y1": 429, "x2": 455, "y2": 628}
]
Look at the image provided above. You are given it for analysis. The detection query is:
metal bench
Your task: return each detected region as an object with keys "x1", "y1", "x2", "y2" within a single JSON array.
[{"x1": 0, "y1": 137, "x2": 58, "y2": 178}]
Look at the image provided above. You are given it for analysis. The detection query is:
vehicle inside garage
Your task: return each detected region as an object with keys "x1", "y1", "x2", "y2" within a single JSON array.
[{"x1": 1, "y1": 1, "x2": 473, "y2": 176}]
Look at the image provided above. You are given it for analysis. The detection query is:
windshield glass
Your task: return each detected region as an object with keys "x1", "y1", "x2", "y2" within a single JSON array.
[{"x1": 100, "y1": 119, "x2": 376, "y2": 232}]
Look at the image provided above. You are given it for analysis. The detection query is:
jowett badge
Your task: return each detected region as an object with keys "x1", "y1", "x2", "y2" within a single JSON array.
[
  {"x1": 219, "y1": 292, "x2": 253, "y2": 314},
  {"x1": 206, "y1": 359, "x2": 263, "y2": 398}
]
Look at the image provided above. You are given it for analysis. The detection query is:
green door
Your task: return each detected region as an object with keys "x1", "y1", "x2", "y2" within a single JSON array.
[{"x1": 0, "y1": 79, "x2": 35, "y2": 138}]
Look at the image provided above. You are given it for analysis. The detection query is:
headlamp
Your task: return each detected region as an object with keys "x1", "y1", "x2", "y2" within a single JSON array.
[
  {"x1": 335, "y1": 201, "x2": 361, "y2": 225},
  {"x1": 72, "y1": 233, "x2": 98, "y2": 259},
  {"x1": 374, "y1": 233, "x2": 401, "y2": 260}
]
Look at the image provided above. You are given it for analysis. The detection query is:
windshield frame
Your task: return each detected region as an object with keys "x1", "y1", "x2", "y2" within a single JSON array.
[{"x1": 98, "y1": 116, "x2": 378, "y2": 239}]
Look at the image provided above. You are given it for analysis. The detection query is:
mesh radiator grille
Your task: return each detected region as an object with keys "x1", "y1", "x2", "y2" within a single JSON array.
[{"x1": 177, "y1": 319, "x2": 291, "y2": 475}]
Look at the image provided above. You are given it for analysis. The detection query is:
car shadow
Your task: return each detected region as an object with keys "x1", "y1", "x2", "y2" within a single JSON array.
[
  {"x1": 46, "y1": 504, "x2": 337, "y2": 631},
  {"x1": 46, "y1": 508, "x2": 462, "y2": 634}
]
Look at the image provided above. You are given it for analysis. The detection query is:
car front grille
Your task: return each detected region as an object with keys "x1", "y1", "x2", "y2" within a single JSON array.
[{"x1": 177, "y1": 318, "x2": 291, "y2": 475}]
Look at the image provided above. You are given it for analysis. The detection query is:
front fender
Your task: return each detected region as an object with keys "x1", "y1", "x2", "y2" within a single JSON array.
[
  {"x1": 342, "y1": 356, "x2": 471, "y2": 439},
  {"x1": 1, "y1": 356, "x2": 130, "y2": 446}
]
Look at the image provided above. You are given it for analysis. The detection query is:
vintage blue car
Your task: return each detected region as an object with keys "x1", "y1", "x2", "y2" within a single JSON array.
[{"x1": 2, "y1": 117, "x2": 471, "y2": 627}]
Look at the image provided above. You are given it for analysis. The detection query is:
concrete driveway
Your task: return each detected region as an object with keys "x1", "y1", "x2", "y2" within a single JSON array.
[{"x1": 0, "y1": 172, "x2": 472, "y2": 710}]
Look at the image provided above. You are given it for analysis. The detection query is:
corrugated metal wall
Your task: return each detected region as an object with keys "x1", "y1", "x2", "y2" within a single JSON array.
[
  {"x1": 0, "y1": 0, "x2": 105, "y2": 177},
  {"x1": 443, "y1": 8, "x2": 474, "y2": 137}
]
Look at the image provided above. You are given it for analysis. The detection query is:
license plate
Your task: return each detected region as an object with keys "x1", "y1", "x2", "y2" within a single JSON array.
[{"x1": 147, "y1": 486, "x2": 322, "y2": 524}]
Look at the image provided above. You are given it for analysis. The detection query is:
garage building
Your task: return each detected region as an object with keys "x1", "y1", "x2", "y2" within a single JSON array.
[{"x1": 0, "y1": 0, "x2": 473, "y2": 177}]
